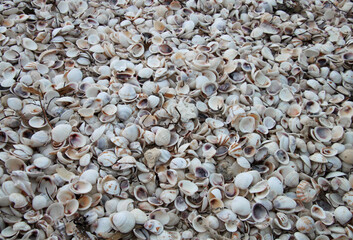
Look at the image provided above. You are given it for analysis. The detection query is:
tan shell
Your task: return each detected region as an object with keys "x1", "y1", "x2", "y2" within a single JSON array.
[{"x1": 144, "y1": 148, "x2": 161, "y2": 168}]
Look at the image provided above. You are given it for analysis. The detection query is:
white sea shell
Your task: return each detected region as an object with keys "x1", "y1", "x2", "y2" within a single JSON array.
[
  {"x1": 119, "y1": 84, "x2": 137, "y2": 102},
  {"x1": 95, "y1": 217, "x2": 113, "y2": 237},
  {"x1": 144, "y1": 219, "x2": 164, "y2": 235},
  {"x1": 231, "y1": 196, "x2": 251, "y2": 216},
  {"x1": 80, "y1": 169, "x2": 99, "y2": 184},
  {"x1": 98, "y1": 151, "x2": 117, "y2": 167},
  {"x1": 32, "y1": 195, "x2": 48, "y2": 210},
  {"x1": 111, "y1": 211, "x2": 136, "y2": 233},
  {"x1": 239, "y1": 117, "x2": 256, "y2": 133},
  {"x1": 33, "y1": 156, "x2": 51, "y2": 169},
  {"x1": 103, "y1": 180, "x2": 121, "y2": 195},
  {"x1": 296, "y1": 216, "x2": 315, "y2": 233},
  {"x1": 155, "y1": 128, "x2": 171, "y2": 146},
  {"x1": 64, "y1": 199, "x2": 79, "y2": 216},
  {"x1": 22, "y1": 38, "x2": 38, "y2": 50},
  {"x1": 9, "y1": 192, "x2": 28, "y2": 208},
  {"x1": 67, "y1": 68, "x2": 83, "y2": 82},
  {"x1": 46, "y1": 202, "x2": 64, "y2": 222},
  {"x1": 69, "y1": 180, "x2": 92, "y2": 194},
  {"x1": 334, "y1": 206, "x2": 352, "y2": 225},
  {"x1": 234, "y1": 172, "x2": 253, "y2": 190},
  {"x1": 273, "y1": 196, "x2": 296, "y2": 211},
  {"x1": 51, "y1": 124, "x2": 72, "y2": 142},
  {"x1": 131, "y1": 208, "x2": 148, "y2": 224},
  {"x1": 178, "y1": 180, "x2": 198, "y2": 196}
]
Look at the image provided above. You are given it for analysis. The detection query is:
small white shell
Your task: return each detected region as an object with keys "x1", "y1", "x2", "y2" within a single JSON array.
[
  {"x1": 51, "y1": 124, "x2": 72, "y2": 142},
  {"x1": 334, "y1": 206, "x2": 352, "y2": 225},
  {"x1": 178, "y1": 180, "x2": 198, "y2": 196},
  {"x1": 131, "y1": 208, "x2": 148, "y2": 224},
  {"x1": 103, "y1": 180, "x2": 121, "y2": 195},
  {"x1": 144, "y1": 219, "x2": 164, "y2": 235},
  {"x1": 69, "y1": 180, "x2": 92, "y2": 194},
  {"x1": 32, "y1": 195, "x2": 48, "y2": 210},
  {"x1": 111, "y1": 211, "x2": 136, "y2": 233},
  {"x1": 33, "y1": 157, "x2": 52, "y2": 169},
  {"x1": 98, "y1": 151, "x2": 118, "y2": 167},
  {"x1": 9, "y1": 193, "x2": 28, "y2": 208},
  {"x1": 273, "y1": 196, "x2": 296, "y2": 211},
  {"x1": 22, "y1": 38, "x2": 38, "y2": 50},
  {"x1": 119, "y1": 84, "x2": 137, "y2": 102},
  {"x1": 231, "y1": 196, "x2": 251, "y2": 216},
  {"x1": 155, "y1": 128, "x2": 171, "y2": 146},
  {"x1": 170, "y1": 158, "x2": 190, "y2": 169},
  {"x1": 234, "y1": 172, "x2": 253, "y2": 190},
  {"x1": 80, "y1": 169, "x2": 99, "y2": 184},
  {"x1": 67, "y1": 68, "x2": 83, "y2": 82}
]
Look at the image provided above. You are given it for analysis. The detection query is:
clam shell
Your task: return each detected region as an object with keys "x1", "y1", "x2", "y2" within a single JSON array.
[
  {"x1": 51, "y1": 124, "x2": 72, "y2": 142},
  {"x1": 22, "y1": 38, "x2": 38, "y2": 50},
  {"x1": 155, "y1": 128, "x2": 171, "y2": 146},
  {"x1": 273, "y1": 196, "x2": 296, "y2": 211},
  {"x1": 296, "y1": 180, "x2": 317, "y2": 203},
  {"x1": 69, "y1": 180, "x2": 92, "y2": 194},
  {"x1": 144, "y1": 219, "x2": 164, "y2": 235},
  {"x1": 296, "y1": 216, "x2": 315, "y2": 233},
  {"x1": 231, "y1": 196, "x2": 251, "y2": 216},
  {"x1": 111, "y1": 211, "x2": 136, "y2": 233},
  {"x1": 334, "y1": 206, "x2": 352, "y2": 225},
  {"x1": 234, "y1": 172, "x2": 253, "y2": 190},
  {"x1": 178, "y1": 180, "x2": 198, "y2": 196}
]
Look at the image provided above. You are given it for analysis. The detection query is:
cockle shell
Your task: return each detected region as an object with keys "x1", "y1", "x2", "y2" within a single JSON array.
[
  {"x1": 69, "y1": 180, "x2": 92, "y2": 194},
  {"x1": 296, "y1": 216, "x2": 315, "y2": 233},
  {"x1": 144, "y1": 219, "x2": 164, "y2": 235},
  {"x1": 273, "y1": 196, "x2": 296, "y2": 211},
  {"x1": 339, "y1": 149, "x2": 353, "y2": 164},
  {"x1": 155, "y1": 128, "x2": 171, "y2": 146},
  {"x1": 51, "y1": 124, "x2": 72, "y2": 142},
  {"x1": 95, "y1": 217, "x2": 112, "y2": 237},
  {"x1": 111, "y1": 211, "x2": 136, "y2": 233},
  {"x1": 178, "y1": 180, "x2": 198, "y2": 196},
  {"x1": 231, "y1": 196, "x2": 251, "y2": 216},
  {"x1": 98, "y1": 151, "x2": 117, "y2": 167},
  {"x1": 234, "y1": 172, "x2": 253, "y2": 190},
  {"x1": 296, "y1": 180, "x2": 317, "y2": 203},
  {"x1": 334, "y1": 206, "x2": 352, "y2": 225},
  {"x1": 131, "y1": 208, "x2": 148, "y2": 224},
  {"x1": 103, "y1": 180, "x2": 121, "y2": 195},
  {"x1": 32, "y1": 195, "x2": 48, "y2": 210},
  {"x1": 252, "y1": 203, "x2": 269, "y2": 222},
  {"x1": 9, "y1": 193, "x2": 28, "y2": 208}
]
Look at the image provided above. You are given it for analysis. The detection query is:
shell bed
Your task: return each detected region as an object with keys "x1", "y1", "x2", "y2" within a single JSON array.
[{"x1": 0, "y1": 0, "x2": 353, "y2": 240}]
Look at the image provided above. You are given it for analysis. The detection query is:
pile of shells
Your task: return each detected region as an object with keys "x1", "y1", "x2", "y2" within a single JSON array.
[{"x1": 0, "y1": 0, "x2": 353, "y2": 239}]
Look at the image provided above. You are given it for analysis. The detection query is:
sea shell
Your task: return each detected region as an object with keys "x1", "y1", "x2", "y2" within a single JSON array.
[
  {"x1": 296, "y1": 180, "x2": 318, "y2": 203},
  {"x1": 234, "y1": 172, "x2": 253, "y2": 190},
  {"x1": 155, "y1": 128, "x2": 171, "y2": 146},
  {"x1": 231, "y1": 196, "x2": 251, "y2": 216},
  {"x1": 144, "y1": 219, "x2": 164, "y2": 235},
  {"x1": 69, "y1": 180, "x2": 92, "y2": 194},
  {"x1": 334, "y1": 206, "x2": 352, "y2": 225},
  {"x1": 273, "y1": 196, "x2": 296, "y2": 212},
  {"x1": 178, "y1": 180, "x2": 198, "y2": 196},
  {"x1": 296, "y1": 216, "x2": 315, "y2": 233},
  {"x1": 111, "y1": 211, "x2": 136, "y2": 233},
  {"x1": 51, "y1": 124, "x2": 72, "y2": 142},
  {"x1": 0, "y1": 1, "x2": 352, "y2": 239},
  {"x1": 252, "y1": 203, "x2": 269, "y2": 222}
]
